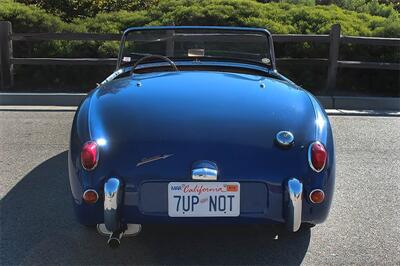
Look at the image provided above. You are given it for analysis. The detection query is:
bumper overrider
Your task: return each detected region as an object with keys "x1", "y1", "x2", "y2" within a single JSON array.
[
  {"x1": 104, "y1": 178, "x2": 122, "y2": 232},
  {"x1": 95, "y1": 177, "x2": 303, "y2": 248},
  {"x1": 97, "y1": 177, "x2": 142, "y2": 248},
  {"x1": 285, "y1": 178, "x2": 303, "y2": 232}
]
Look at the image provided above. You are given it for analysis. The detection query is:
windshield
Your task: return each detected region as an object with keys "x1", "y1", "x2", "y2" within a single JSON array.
[{"x1": 118, "y1": 27, "x2": 273, "y2": 70}]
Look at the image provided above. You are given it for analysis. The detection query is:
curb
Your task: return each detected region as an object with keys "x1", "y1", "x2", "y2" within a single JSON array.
[
  {"x1": 333, "y1": 96, "x2": 400, "y2": 110},
  {"x1": 0, "y1": 93, "x2": 86, "y2": 106},
  {"x1": 316, "y1": 96, "x2": 333, "y2": 109},
  {"x1": 0, "y1": 93, "x2": 399, "y2": 110}
]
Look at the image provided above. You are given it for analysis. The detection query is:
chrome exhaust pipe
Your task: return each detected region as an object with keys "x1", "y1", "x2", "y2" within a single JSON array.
[
  {"x1": 107, "y1": 231, "x2": 123, "y2": 249},
  {"x1": 98, "y1": 223, "x2": 142, "y2": 248}
]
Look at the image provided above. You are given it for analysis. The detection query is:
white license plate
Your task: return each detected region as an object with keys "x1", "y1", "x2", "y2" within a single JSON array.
[{"x1": 168, "y1": 182, "x2": 240, "y2": 217}]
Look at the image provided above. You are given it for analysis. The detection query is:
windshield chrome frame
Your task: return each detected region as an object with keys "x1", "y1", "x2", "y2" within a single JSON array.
[{"x1": 116, "y1": 26, "x2": 276, "y2": 71}]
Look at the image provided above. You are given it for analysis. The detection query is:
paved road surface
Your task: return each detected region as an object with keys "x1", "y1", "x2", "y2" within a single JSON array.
[{"x1": 1, "y1": 111, "x2": 399, "y2": 265}]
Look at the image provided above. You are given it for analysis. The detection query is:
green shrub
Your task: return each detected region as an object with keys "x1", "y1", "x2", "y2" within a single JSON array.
[
  {"x1": 0, "y1": 0, "x2": 76, "y2": 32},
  {"x1": 16, "y1": 0, "x2": 160, "y2": 21},
  {"x1": 330, "y1": 0, "x2": 398, "y2": 18},
  {"x1": 3, "y1": 0, "x2": 399, "y2": 36}
]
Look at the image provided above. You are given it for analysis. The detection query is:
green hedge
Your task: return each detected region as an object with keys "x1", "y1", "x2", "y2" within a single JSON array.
[
  {"x1": 1, "y1": 0, "x2": 399, "y2": 95},
  {"x1": 15, "y1": 0, "x2": 160, "y2": 21},
  {"x1": 4, "y1": 0, "x2": 398, "y2": 35}
]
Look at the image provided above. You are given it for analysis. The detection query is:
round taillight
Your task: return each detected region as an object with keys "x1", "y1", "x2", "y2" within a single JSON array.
[
  {"x1": 308, "y1": 141, "x2": 327, "y2": 172},
  {"x1": 81, "y1": 141, "x2": 98, "y2": 171},
  {"x1": 83, "y1": 189, "x2": 99, "y2": 204},
  {"x1": 309, "y1": 189, "x2": 325, "y2": 204}
]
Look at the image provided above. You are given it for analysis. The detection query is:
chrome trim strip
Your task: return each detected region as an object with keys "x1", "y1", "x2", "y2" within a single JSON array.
[
  {"x1": 82, "y1": 189, "x2": 99, "y2": 204},
  {"x1": 309, "y1": 189, "x2": 325, "y2": 204},
  {"x1": 308, "y1": 141, "x2": 327, "y2": 173},
  {"x1": 104, "y1": 178, "x2": 122, "y2": 232},
  {"x1": 136, "y1": 154, "x2": 173, "y2": 167},
  {"x1": 286, "y1": 178, "x2": 303, "y2": 232}
]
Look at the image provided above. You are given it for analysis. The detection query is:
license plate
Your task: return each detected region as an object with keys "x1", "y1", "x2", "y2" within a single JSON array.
[{"x1": 168, "y1": 182, "x2": 240, "y2": 217}]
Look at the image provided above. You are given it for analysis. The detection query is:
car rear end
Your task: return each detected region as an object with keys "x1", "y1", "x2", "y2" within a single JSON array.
[{"x1": 68, "y1": 72, "x2": 335, "y2": 234}]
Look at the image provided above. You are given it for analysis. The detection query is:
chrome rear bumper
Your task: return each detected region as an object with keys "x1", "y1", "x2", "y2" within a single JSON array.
[
  {"x1": 102, "y1": 177, "x2": 303, "y2": 233},
  {"x1": 286, "y1": 178, "x2": 303, "y2": 232}
]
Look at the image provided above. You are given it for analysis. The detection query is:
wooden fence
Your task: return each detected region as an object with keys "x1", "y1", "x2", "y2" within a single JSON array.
[{"x1": 0, "y1": 21, "x2": 399, "y2": 92}]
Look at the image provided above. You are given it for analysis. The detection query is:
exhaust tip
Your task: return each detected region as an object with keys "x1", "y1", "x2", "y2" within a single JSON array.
[{"x1": 107, "y1": 237, "x2": 120, "y2": 249}]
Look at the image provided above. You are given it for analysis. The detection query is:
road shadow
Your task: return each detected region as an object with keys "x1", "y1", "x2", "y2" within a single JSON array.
[{"x1": 1, "y1": 151, "x2": 310, "y2": 265}]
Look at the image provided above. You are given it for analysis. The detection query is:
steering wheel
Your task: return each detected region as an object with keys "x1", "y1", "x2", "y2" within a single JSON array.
[{"x1": 130, "y1": 55, "x2": 178, "y2": 74}]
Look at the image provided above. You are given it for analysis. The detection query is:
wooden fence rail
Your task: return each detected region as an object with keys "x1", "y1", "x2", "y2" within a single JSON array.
[{"x1": 1, "y1": 21, "x2": 399, "y2": 91}]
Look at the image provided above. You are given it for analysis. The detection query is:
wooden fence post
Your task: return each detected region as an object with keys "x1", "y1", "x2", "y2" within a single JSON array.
[
  {"x1": 325, "y1": 24, "x2": 341, "y2": 95},
  {"x1": 0, "y1": 21, "x2": 13, "y2": 89}
]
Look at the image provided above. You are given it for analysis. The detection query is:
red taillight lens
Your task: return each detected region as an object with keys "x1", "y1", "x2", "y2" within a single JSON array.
[
  {"x1": 309, "y1": 141, "x2": 327, "y2": 172},
  {"x1": 81, "y1": 141, "x2": 98, "y2": 170}
]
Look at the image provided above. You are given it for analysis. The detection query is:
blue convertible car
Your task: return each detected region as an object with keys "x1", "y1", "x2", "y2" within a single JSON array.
[{"x1": 68, "y1": 26, "x2": 335, "y2": 248}]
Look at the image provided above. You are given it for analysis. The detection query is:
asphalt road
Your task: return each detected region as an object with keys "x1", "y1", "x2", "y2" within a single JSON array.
[{"x1": 0, "y1": 111, "x2": 399, "y2": 265}]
